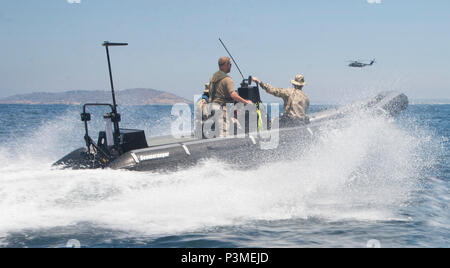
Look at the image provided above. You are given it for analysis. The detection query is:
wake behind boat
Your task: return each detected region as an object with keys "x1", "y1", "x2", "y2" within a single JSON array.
[{"x1": 53, "y1": 42, "x2": 409, "y2": 172}]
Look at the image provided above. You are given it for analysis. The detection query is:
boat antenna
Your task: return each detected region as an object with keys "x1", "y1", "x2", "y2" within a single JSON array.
[
  {"x1": 102, "y1": 41, "x2": 128, "y2": 113},
  {"x1": 219, "y1": 38, "x2": 245, "y2": 81},
  {"x1": 102, "y1": 41, "x2": 128, "y2": 153}
]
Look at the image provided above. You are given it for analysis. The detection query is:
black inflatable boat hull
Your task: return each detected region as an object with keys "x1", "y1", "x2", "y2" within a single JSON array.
[{"x1": 55, "y1": 91, "x2": 408, "y2": 171}]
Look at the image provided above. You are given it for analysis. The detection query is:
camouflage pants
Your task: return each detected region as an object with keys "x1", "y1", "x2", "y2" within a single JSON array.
[
  {"x1": 201, "y1": 103, "x2": 231, "y2": 138},
  {"x1": 217, "y1": 104, "x2": 230, "y2": 137}
]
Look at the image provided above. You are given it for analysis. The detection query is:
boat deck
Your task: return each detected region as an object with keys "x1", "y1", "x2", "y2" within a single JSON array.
[{"x1": 146, "y1": 135, "x2": 199, "y2": 147}]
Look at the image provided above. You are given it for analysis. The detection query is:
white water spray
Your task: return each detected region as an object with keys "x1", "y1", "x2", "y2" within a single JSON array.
[{"x1": 0, "y1": 108, "x2": 437, "y2": 238}]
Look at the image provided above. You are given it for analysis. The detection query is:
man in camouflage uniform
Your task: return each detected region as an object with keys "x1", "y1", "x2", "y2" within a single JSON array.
[
  {"x1": 208, "y1": 57, "x2": 252, "y2": 137},
  {"x1": 252, "y1": 74, "x2": 310, "y2": 127}
]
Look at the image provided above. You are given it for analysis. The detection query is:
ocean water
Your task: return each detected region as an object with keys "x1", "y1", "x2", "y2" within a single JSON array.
[{"x1": 0, "y1": 103, "x2": 448, "y2": 248}]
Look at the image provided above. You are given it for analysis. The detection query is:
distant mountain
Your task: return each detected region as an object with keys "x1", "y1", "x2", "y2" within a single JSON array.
[
  {"x1": 410, "y1": 99, "x2": 450, "y2": 105},
  {"x1": 0, "y1": 88, "x2": 192, "y2": 105}
]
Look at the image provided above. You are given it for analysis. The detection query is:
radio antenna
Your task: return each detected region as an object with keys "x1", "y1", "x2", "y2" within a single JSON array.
[{"x1": 219, "y1": 38, "x2": 245, "y2": 80}]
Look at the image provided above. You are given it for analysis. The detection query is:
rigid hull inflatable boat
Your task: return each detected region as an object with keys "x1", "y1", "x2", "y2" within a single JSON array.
[
  {"x1": 54, "y1": 90, "x2": 408, "y2": 171},
  {"x1": 53, "y1": 42, "x2": 409, "y2": 171}
]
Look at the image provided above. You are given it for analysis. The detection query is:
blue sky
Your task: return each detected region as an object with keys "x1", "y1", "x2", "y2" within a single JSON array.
[{"x1": 0, "y1": 0, "x2": 449, "y2": 103}]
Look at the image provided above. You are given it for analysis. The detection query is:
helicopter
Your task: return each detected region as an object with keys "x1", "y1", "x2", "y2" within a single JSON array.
[{"x1": 348, "y1": 59, "x2": 376, "y2": 68}]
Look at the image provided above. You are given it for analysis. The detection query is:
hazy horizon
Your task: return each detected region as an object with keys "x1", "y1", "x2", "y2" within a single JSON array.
[
  {"x1": 1, "y1": 0, "x2": 449, "y2": 104},
  {"x1": 1, "y1": 88, "x2": 449, "y2": 106}
]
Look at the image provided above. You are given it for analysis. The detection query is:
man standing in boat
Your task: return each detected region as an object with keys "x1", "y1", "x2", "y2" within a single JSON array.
[
  {"x1": 252, "y1": 75, "x2": 310, "y2": 127},
  {"x1": 208, "y1": 56, "x2": 252, "y2": 137}
]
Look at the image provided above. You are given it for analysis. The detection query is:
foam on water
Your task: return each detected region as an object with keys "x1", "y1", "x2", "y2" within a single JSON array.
[{"x1": 0, "y1": 108, "x2": 438, "y2": 239}]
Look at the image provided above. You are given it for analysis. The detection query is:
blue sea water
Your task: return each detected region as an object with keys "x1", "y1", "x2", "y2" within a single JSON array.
[{"x1": 0, "y1": 103, "x2": 448, "y2": 248}]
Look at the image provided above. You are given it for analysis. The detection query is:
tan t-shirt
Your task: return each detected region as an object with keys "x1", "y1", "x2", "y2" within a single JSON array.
[{"x1": 209, "y1": 71, "x2": 235, "y2": 105}]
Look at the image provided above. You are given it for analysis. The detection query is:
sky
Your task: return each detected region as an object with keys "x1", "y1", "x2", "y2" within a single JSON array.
[{"x1": 0, "y1": 0, "x2": 449, "y2": 103}]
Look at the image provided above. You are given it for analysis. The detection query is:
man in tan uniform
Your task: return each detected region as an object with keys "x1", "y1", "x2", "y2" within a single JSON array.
[
  {"x1": 252, "y1": 74, "x2": 310, "y2": 127},
  {"x1": 209, "y1": 57, "x2": 252, "y2": 105},
  {"x1": 208, "y1": 57, "x2": 252, "y2": 136}
]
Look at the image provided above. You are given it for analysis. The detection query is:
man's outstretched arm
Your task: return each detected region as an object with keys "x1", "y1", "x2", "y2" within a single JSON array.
[{"x1": 252, "y1": 77, "x2": 287, "y2": 98}]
